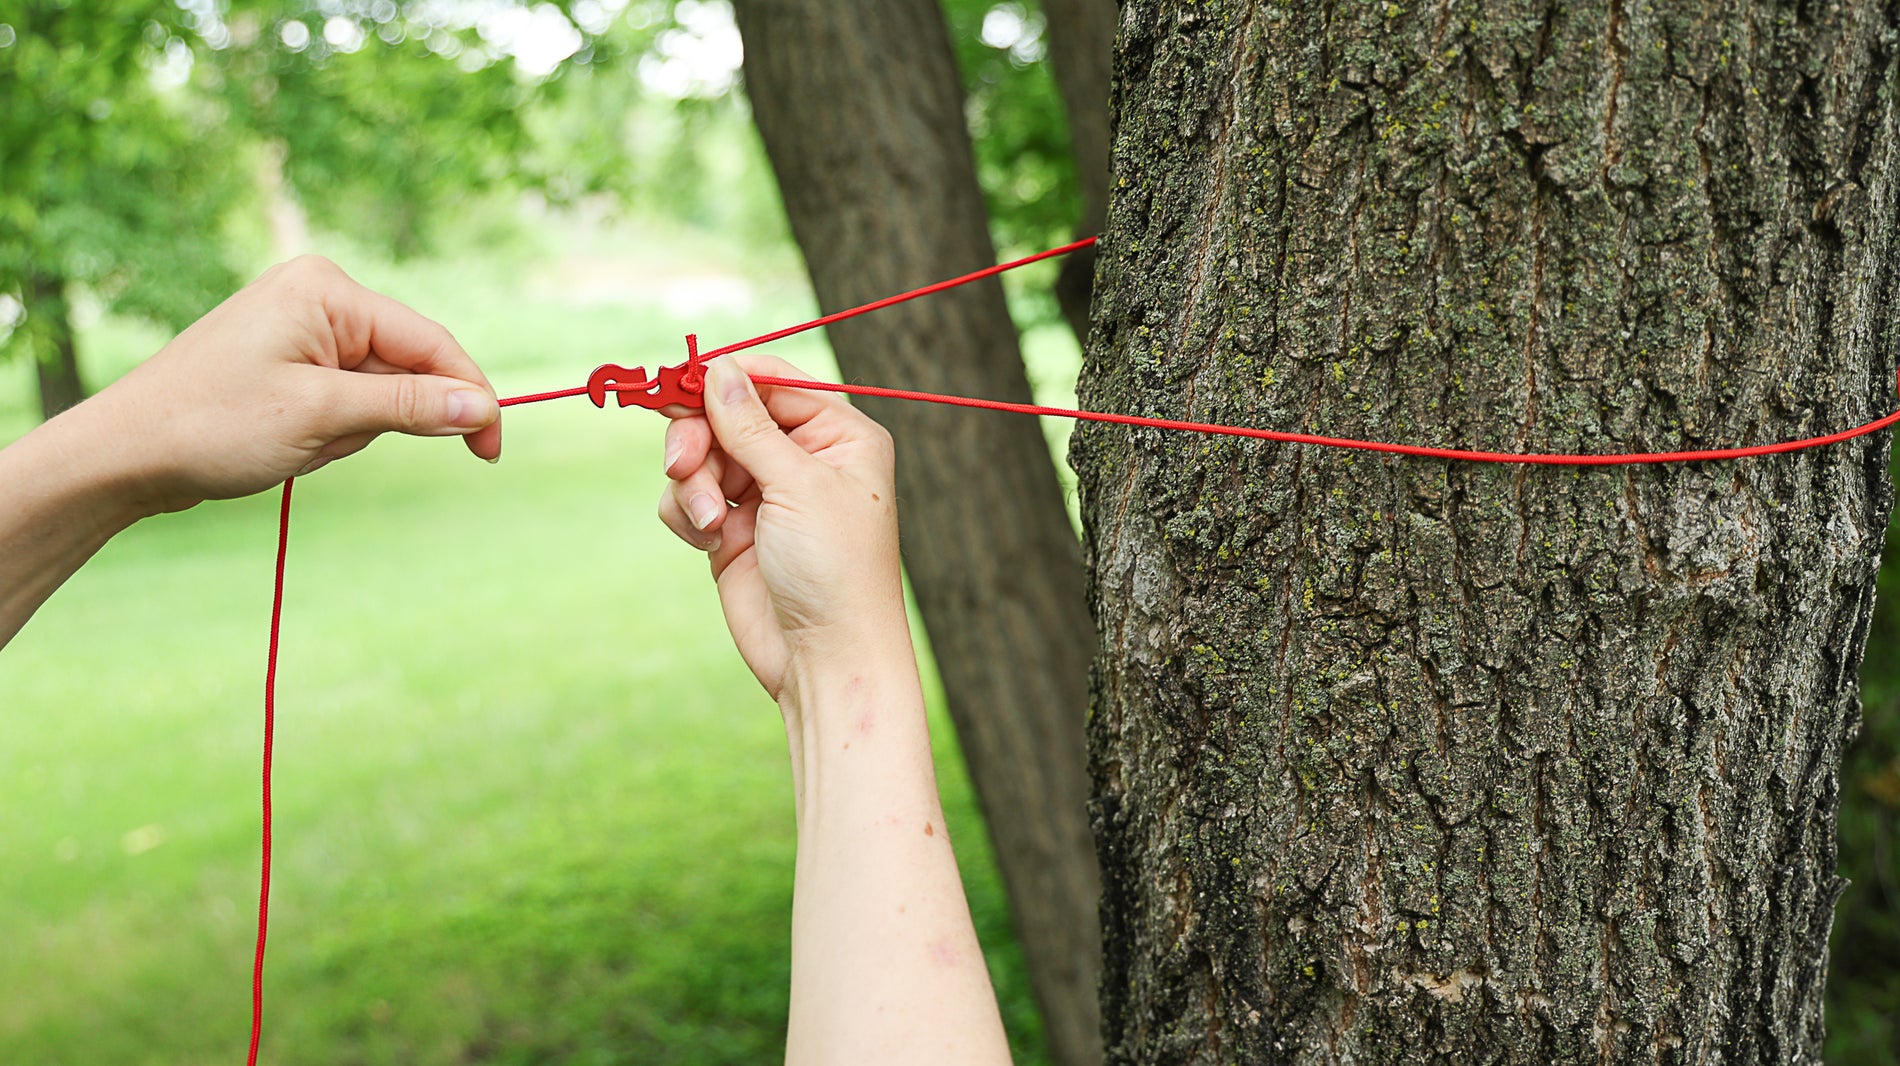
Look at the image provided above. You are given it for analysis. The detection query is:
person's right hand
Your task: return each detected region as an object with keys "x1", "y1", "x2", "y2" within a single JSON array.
[
  {"x1": 657, "y1": 356, "x2": 904, "y2": 702},
  {"x1": 660, "y1": 358, "x2": 1013, "y2": 1066}
]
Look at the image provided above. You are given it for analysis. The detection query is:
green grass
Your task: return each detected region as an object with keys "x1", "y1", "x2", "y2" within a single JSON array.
[{"x1": 0, "y1": 227, "x2": 1077, "y2": 1065}]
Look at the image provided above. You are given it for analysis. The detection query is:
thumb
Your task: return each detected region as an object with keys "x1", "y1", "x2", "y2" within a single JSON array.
[
  {"x1": 325, "y1": 371, "x2": 500, "y2": 439},
  {"x1": 702, "y1": 359, "x2": 813, "y2": 489}
]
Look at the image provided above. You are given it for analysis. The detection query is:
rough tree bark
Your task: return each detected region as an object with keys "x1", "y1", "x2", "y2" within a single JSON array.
[
  {"x1": 1039, "y1": 0, "x2": 1118, "y2": 342},
  {"x1": 1075, "y1": 0, "x2": 1897, "y2": 1062},
  {"x1": 26, "y1": 275, "x2": 85, "y2": 421},
  {"x1": 728, "y1": 1, "x2": 1103, "y2": 1061}
]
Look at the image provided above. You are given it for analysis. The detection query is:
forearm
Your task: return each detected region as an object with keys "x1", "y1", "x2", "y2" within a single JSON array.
[
  {"x1": 0, "y1": 402, "x2": 147, "y2": 649},
  {"x1": 780, "y1": 631, "x2": 1012, "y2": 1066}
]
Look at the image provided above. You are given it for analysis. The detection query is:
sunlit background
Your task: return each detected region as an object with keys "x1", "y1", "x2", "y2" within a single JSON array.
[{"x1": 0, "y1": 2, "x2": 1894, "y2": 1063}]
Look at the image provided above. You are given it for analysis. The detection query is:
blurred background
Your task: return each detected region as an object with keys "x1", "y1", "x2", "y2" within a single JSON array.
[{"x1": 0, "y1": 2, "x2": 1892, "y2": 1063}]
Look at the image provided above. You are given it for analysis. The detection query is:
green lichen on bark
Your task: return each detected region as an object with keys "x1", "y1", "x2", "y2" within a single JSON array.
[{"x1": 1076, "y1": 0, "x2": 1899, "y2": 1062}]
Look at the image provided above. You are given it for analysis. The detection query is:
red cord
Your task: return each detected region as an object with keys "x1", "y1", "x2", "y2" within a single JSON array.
[
  {"x1": 251, "y1": 477, "x2": 292, "y2": 1066},
  {"x1": 696, "y1": 236, "x2": 1098, "y2": 362},
  {"x1": 496, "y1": 238, "x2": 1097, "y2": 411},
  {"x1": 249, "y1": 233, "x2": 1899, "y2": 1062},
  {"x1": 498, "y1": 385, "x2": 589, "y2": 408},
  {"x1": 744, "y1": 373, "x2": 1900, "y2": 465},
  {"x1": 496, "y1": 230, "x2": 1899, "y2": 465}
]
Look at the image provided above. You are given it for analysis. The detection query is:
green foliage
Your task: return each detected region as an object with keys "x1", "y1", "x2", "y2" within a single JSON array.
[
  {"x1": 527, "y1": 71, "x2": 789, "y2": 247},
  {"x1": 0, "y1": 0, "x2": 676, "y2": 401},
  {"x1": 0, "y1": 1, "x2": 244, "y2": 368},
  {"x1": 942, "y1": 0, "x2": 1083, "y2": 257},
  {"x1": 523, "y1": 58, "x2": 651, "y2": 206},
  {"x1": 932, "y1": 0, "x2": 1087, "y2": 330},
  {"x1": 208, "y1": 2, "x2": 677, "y2": 258},
  {"x1": 209, "y1": 0, "x2": 783, "y2": 259},
  {"x1": 216, "y1": 27, "x2": 535, "y2": 257}
]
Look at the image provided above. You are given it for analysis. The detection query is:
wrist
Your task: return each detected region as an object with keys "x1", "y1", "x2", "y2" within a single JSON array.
[
  {"x1": 0, "y1": 399, "x2": 150, "y2": 648},
  {"x1": 777, "y1": 628, "x2": 940, "y2": 826},
  {"x1": 778, "y1": 608, "x2": 919, "y2": 716},
  {"x1": 13, "y1": 398, "x2": 162, "y2": 528}
]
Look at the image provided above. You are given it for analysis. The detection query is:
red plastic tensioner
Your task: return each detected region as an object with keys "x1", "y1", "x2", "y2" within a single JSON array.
[{"x1": 587, "y1": 334, "x2": 708, "y2": 410}]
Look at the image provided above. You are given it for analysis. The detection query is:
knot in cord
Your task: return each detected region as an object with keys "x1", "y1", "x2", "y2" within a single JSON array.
[{"x1": 679, "y1": 333, "x2": 706, "y2": 396}]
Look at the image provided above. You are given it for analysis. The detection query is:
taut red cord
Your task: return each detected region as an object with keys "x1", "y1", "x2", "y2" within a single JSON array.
[
  {"x1": 742, "y1": 373, "x2": 1900, "y2": 465},
  {"x1": 496, "y1": 236, "x2": 1099, "y2": 410},
  {"x1": 553, "y1": 234, "x2": 1900, "y2": 464},
  {"x1": 249, "y1": 234, "x2": 1899, "y2": 1062}
]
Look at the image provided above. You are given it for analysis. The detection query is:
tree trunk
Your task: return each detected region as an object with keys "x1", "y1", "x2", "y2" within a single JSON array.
[
  {"x1": 1039, "y1": 0, "x2": 1118, "y2": 342},
  {"x1": 28, "y1": 275, "x2": 85, "y2": 421},
  {"x1": 728, "y1": 2, "x2": 1103, "y2": 1062},
  {"x1": 1075, "y1": 1, "x2": 1897, "y2": 1063}
]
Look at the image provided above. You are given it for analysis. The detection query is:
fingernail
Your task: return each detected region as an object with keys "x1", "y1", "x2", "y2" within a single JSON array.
[
  {"x1": 448, "y1": 390, "x2": 497, "y2": 428},
  {"x1": 664, "y1": 438, "x2": 682, "y2": 472},
  {"x1": 689, "y1": 493, "x2": 721, "y2": 530},
  {"x1": 703, "y1": 533, "x2": 722, "y2": 553},
  {"x1": 485, "y1": 456, "x2": 500, "y2": 465}
]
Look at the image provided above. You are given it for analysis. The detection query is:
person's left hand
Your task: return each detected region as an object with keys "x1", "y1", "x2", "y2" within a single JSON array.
[{"x1": 75, "y1": 254, "x2": 501, "y2": 516}]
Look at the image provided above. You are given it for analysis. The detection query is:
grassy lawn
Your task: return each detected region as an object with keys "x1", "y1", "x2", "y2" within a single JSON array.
[{"x1": 0, "y1": 225, "x2": 1080, "y2": 1065}]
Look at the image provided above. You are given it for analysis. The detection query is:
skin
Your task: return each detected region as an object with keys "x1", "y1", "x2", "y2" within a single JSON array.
[
  {"x1": 0, "y1": 255, "x2": 502, "y2": 647},
  {"x1": 0, "y1": 258, "x2": 1012, "y2": 1065},
  {"x1": 658, "y1": 356, "x2": 1012, "y2": 1065}
]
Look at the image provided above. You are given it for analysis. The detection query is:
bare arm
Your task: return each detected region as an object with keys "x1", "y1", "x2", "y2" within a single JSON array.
[
  {"x1": 658, "y1": 357, "x2": 1012, "y2": 1065},
  {"x1": 0, "y1": 255, "x2": 501, "y2": 651},
  {"x1": 0, "y1": 403, "x2": 147, "y2": 647},
  {"x1": 780, "y1": 626, "x2": 1007, "y2": 1063}
]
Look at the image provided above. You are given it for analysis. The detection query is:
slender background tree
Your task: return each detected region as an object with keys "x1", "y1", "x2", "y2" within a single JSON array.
[{"x1": 728, "y1": 2, "x2": 1103, "y2": 1061}]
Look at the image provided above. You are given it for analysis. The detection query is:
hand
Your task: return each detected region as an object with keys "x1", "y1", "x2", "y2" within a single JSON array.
[
  {"x1": 658, "y1": 355, "x2": 903, "y2": 701},
  {"x1": 74, "y1": 254, "x2": 500, "y2": 515}
]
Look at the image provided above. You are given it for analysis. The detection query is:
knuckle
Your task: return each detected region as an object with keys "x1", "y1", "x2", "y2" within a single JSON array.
[
  {"x1": 264, "y1": 256, "x2": 344, "y2": 333},
  {"x1": 865, "y1": 421, "x2": 896, "y2": 462},
  {"x1": 733, "y1": 412, "x2": 784, "y2": 449},
  {"x1": 279, "y1": 254, "x2": 340, "y2": 287},
  {"x1": 391, "y1": 375, "x2": 425, "y2": 428},
  {"x1": 417, "y1": 315, "x2": 456, "y2": 353}
]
